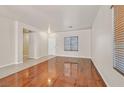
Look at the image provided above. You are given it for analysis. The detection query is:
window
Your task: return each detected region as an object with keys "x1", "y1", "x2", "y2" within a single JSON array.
[
  {"x1": 64, "y1": 36, "x2": 78, "y2": 51},
  {"x1": 113, "y1": 5, "x2": 124, "y2": 75}
]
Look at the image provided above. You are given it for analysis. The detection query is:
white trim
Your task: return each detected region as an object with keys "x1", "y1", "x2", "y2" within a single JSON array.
[
  {"x1": 28, "y1": 57, "x2": 37, "y2": 59},
  {"x1": 15, "y1": 61, "x2": 23, "y2": 64},
  {"x1": 34, "y1": 55, "x2": 52, "y2": 59},
  {"x1": 14, "y1": 21, "x2": 19, "y2": 64},
  {"x1": 28, "y1": 56, "x2": 44, "y2": 59},
  {"x1": 31, "y1": 56, "x2": 41, "y2": 59},
  {"x1": 29, "y1": 55, "x2": 53, "y2": 60},
  {"x1": 0, "y1": 63, "x2": 14, "y2": 68},
  {"x1": 112, "y1": 6, "x2": 116, "y2": 68},
  {"x1": 91, "y1": 59, "x2": 110, "y2": 87},
  {"x1": 55, "y1": 27, "x2": 92, "y2": 32},
  {"x1": 56, "y1": 55, "x2": 91, "y2": 59}
]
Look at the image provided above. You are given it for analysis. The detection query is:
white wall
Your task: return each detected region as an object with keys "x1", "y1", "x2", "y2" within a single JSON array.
[
  {"x1": 48, "y1": 33, "x2": 56, "y2": 55},
  {"x1": 36, "y1": 31, "x2": 48, "y2": 58},
  {"x1": 0, "y1": 15, "x2": 48, "y2": 67},
  {"x1": 29, "y1": 32, "x2": 37, "y2": 58},
  {"x1": 92, "y1": 6, "x2": 124, "y2": 87},
  {"x1": 56, "y1": 29, "x2": 91, "y2": 58},
  {"x1": 15, "y1": 21, "x2": 48, "y2": 63},
  {"x1": 0, "y1": 15, "x2": 15, "y2": 67},
  {"x1": 29, "y1": 31, "x2": 48, "y2": 59}
]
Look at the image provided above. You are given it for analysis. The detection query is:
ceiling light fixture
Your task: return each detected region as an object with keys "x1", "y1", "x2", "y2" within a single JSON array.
[{"x1": 68, "y1": 26, "x2": 72, "y2": 28}]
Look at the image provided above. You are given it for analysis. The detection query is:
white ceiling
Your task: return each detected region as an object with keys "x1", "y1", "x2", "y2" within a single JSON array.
[{"x1": 0, "y1": 5, "x2": 100, "y2": 32}]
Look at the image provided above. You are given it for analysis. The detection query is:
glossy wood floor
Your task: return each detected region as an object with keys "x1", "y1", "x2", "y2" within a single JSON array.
[{"x1": 0, "y1": 57, "x2": 106, "y2": 87}]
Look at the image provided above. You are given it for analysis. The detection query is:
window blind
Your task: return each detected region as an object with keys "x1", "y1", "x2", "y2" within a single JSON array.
[
  {"x1": 114, "y1": 5, "x2": 124, "y2": 75},
  {"x1": 64, "y1": 36, "x2": 78, "y2": 51}
]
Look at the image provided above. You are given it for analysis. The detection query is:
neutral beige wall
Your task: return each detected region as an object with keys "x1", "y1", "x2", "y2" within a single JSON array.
[
  {"x1": 0, "y1": 15, "x2": 48, "y2": 67},
  {"x1": 16, "y1": 21, "x2": 48, "y2": 63},
  {"x1": 92, "y1": 6, "x2": 124, "y2": 86},
  {"x1": 56, "y1": 29, "x2": 91, "y2": 58},
  {"x1": 48, "y1": 33, "x2": 56, "y2": 55},
  {"x1": 0, "y1": 15, "x2": 15, "y2": 67},
  {"x1": 34, "y1": 31, "x2": 48, "y2": 58}
]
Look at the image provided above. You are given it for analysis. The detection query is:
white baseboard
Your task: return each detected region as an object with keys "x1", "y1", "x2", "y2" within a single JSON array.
[
  {"x1": 56, "y1": 55, "x2": 91, "y2": 59},
  {"x1": 15, "y1": 61, "x2": 23, "y2": 64},
  {"x1": 29, "y1": 57, "x2": 38, "y2": 59},
  {"x1": 91, "y1": 58, "x2": 110, "y2": 87},
  {"x1": 34, "y1": 55, "x2": 54, "y2": 59},
  {"x1": 0, "y1": 63, "x2": 14, "y2": 68},
  {"x1": 33, "y1": 56, "x2": 43, "y2": 59}
]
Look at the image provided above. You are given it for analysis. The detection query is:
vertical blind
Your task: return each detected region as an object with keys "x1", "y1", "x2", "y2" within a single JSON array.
[{"x1": 114, "y1": 5, "x2": 124, "y2": 75}]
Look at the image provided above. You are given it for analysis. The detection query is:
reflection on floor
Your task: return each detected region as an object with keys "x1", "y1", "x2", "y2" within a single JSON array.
[
  {"x1": 0, "y1": 56, "x2": 55, "y2": 79},
  {"x1": 0, "y1": 56, "x2": 106, "y2": 87}
]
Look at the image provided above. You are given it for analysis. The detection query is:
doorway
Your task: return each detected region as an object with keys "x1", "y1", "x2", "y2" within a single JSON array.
[{"x1": 23, "y1": 28, "x2": 30, "y2": 62}]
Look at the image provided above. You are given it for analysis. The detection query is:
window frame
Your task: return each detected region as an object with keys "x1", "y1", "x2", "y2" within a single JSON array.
[
  {"x1": 64, "y1": 36, "x2": 78, "y2": 51},
  {"x1": 113, "y1": 5, "x2": 124, "y2": 76}
]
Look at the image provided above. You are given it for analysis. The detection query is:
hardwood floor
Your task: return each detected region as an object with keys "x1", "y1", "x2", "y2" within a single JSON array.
[{"x1": 0, "y1": 57, "x2": 106, "y2": 87}]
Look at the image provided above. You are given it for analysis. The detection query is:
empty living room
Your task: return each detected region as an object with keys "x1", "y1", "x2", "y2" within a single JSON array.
[{"x1": 0, "y1": 1, "x2": 124, "y2": 92}]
